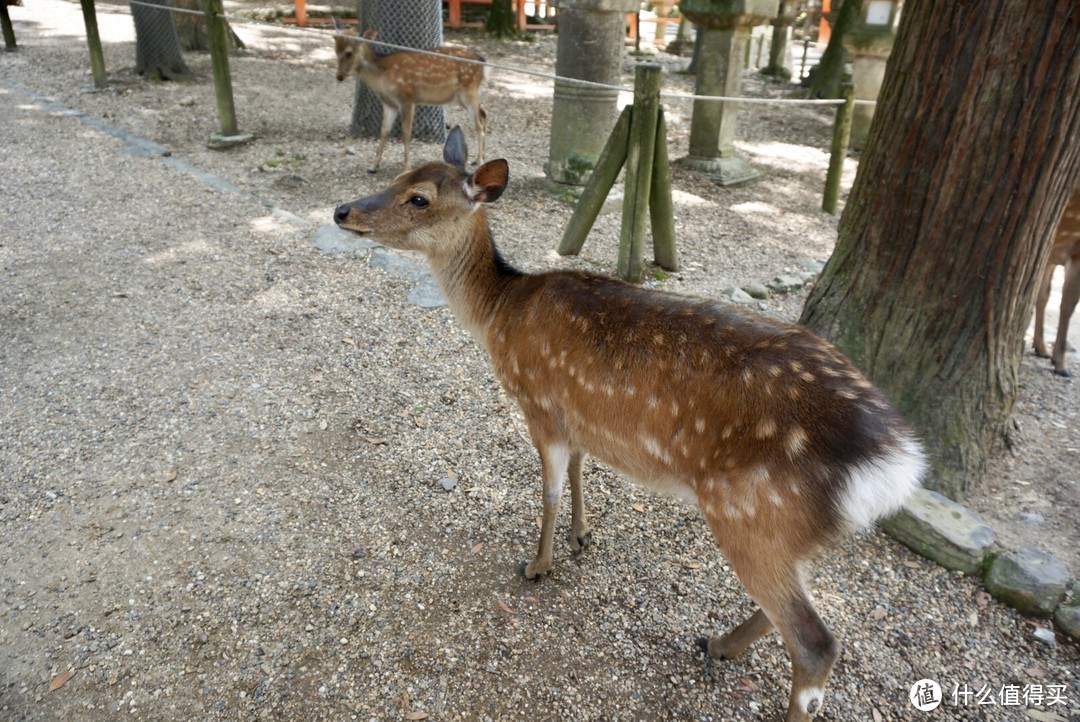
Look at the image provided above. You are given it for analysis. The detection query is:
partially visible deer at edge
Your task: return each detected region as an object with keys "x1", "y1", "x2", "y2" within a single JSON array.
[
  {"x1": 1033, "y1": 185, "x2": 1080, "y2": 377},
  {"x1": 333, "y1": 128, "x2": 926, "y2": 722},
  {"x1": 332, "y1": 18, "x2": 487, "y2": 173}
]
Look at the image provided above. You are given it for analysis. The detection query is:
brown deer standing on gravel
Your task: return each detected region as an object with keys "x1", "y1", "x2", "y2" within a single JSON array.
[
  {"x1": 332, "y1": 18, "x2": 487, "y2": 173},
  {"x1": 333, "y1": 128, "x2": 926, "y2": 722},
  {"x1": 1033, "y1": 186, "x2": 1080, "y2": 377}
]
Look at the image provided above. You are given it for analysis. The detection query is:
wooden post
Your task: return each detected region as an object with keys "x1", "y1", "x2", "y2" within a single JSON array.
[
  {"x1": 295, "y1": 0, "x2": 307, "y2": 28},
  {"x1": 206, "y1": 0, "x2": 238, "y2": 137},
  {"x1": 78, "y1": 0, "x2": 107, "y2": 88},
  {"x1": 617, "y1": 64, "x2": 662, "y2": 282},
  {"x1": 822, "y1": 83, "x2": 855, "y2": 215},
  {"x1": 1, "y1": 1, "x2": 16, "y2": 51},
  {"x1": 800, "y1": 37, "x2": 809, "y2": 79},
  {"x1": 557, "y1": 107, "x2": 632, "y2": 257},
  {"x1": 649, "y1": 107, "x2": 678, "y2": 271}
]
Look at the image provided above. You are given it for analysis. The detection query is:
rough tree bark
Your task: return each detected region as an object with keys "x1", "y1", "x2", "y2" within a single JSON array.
[
  {"x1": 806, "y1": 0, "x2": 860, "y2": 98},
  {"x1": 173, "y1": 0, "x2": 245, "y2": 52},
  {"x1": 132, "y1": 0, "x2": 193, "y2": 80},
  {"x1": 800, "y1": 0, "x2": 1080, "y2": 500},
  {"x1": 485, "y1": 0, "x2": 517, "y2": 39}
]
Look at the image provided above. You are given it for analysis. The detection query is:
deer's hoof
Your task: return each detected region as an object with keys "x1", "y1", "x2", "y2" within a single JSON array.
[
  {"x1": 518, "y1": 559, "x2": 551, "y2": 581},
  {"x1": 570, "y1": 530, "x2": 593, "y2": 556},
  {"x1": 1053, "y1": 367, "x2": 1072, "y2": 378}
]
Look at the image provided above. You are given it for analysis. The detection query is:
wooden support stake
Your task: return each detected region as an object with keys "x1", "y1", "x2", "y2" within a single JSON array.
[
  {"x1": 206, "y1": 0, "x2": 238, "y2": 137},
  {"x1": 1, "y1": 2, "x2": 16, "y2": 51},
  {"x1": 618, "y1": 64, "x2": 662, "y2": 283},
  {"x1": 649, "y1": 107, "x2": 678, "y2": 272},
  {"x1": 79, "y1": 0, "x2": 107, "y2": 88},
  {"x1": 822, "y1": 83, "x2": 855, "y2": 215},
  {"x1": 557, "y1": 106, "x2": 632, "y2": 257}
]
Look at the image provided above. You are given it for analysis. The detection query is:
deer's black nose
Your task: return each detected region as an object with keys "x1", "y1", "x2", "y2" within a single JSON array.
[{"x1": 334, "y1": 204, "x2": 351, "y2": 225}]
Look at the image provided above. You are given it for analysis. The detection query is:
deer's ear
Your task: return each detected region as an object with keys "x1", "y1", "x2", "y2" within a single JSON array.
[
  {"x1": 362, "y1": 29, "x2": 377, "y2": 40},
  {"x1": 466, "y1": 159, "x2": 509, "y2": 204},
  {"x1": 443, "y1": 127, "x2": 468, "y2": 170},
  {"x1": 332, "y1": 16, "x2": 343, "y2": 31}
]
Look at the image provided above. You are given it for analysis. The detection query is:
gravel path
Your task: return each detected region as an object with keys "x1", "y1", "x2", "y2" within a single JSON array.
[{"x1": 1, "y1": 2, "x2": 1077, "y2": 720}]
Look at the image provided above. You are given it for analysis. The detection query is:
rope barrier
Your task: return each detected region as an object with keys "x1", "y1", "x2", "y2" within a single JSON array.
[{"x1": 119, "y1": 2, "x2": 871, "y2": 109}]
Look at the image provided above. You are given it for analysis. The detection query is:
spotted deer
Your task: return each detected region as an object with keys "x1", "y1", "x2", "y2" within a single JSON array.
[
  {"x1": 332, "y1": 18, "x2": 487, "y2": 173},
  {"x1": 1033, "y1": 185, "x2": 1080, "y2": 377},
  {"x1": 333, "y1": 128, "x2": 926, "y2": 722}
]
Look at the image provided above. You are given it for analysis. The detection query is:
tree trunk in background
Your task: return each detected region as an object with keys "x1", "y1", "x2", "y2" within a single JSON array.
[
  {"x1": 132, "y1": 0, "x2": 193, "y2": 80},
  {"x1": 486, "y1": 0, "x2": 517, "y2": 38},
  {"x1": 807, "y1": 0, "x2": 860, "y2": 98},
  {"x1": 800, "y1": 0, "x2": 1080, "y2": 499},
  {"x1": 173, "y1": 0, "x2": 245, "y2": 52}
]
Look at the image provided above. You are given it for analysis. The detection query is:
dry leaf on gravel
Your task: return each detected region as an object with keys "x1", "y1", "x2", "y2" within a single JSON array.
[{"x1": 48, "y1": 669, "x2": 74, "y2": 692}]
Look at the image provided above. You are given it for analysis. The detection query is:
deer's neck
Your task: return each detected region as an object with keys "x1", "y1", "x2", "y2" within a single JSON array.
[{"x1": 427, "y1": 209, "x2": 521, "y2": 347}]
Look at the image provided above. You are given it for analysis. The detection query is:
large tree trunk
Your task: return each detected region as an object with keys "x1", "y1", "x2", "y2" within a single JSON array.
[
  {"x1": 131, "y1": 0, "x2": 193, "y2": 81},
  {"x1": 806, "y1": 0, "x2": 860, "y2": 98},
  {"x1": 800, "y1": 0, "x2": 1080, "y2": 500},
  {"x1": 173, "y1": 0, "x2": 245, "y2": 52}
]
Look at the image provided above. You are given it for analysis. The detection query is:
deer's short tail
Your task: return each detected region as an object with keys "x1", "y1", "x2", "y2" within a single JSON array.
[{"x1": 837, "y1": 435, "x2": 925, "y2": 533}]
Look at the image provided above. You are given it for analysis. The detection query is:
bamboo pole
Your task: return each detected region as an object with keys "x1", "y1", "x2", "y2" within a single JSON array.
[
  {"x1": 557, "y1": 107, "x2": 632, "y2": 257},
  {"x1": 206, "y1": 0, "x2": 238, "y2": 137},
  {"x1": 822, "y1": 83, "x2": 855, "y2": 215},
  {"x1": 618, "y1": 64, "x2": 662, "y2": 282},
  {"x1": 649, "y1": 107, "x2": 678, "y2": 271},
  {"x1": 79, "y1": 0, "x2": 107, "y2": 88}
]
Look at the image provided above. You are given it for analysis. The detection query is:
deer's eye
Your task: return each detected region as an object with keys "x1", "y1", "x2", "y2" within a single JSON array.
[{"x1": 408, "y1": 195, "x2": 429, "y2": 209}]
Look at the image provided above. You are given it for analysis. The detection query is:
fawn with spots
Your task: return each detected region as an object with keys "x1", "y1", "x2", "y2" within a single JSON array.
[
  {"x1": 332, "y1": 18, "x2": 487, "y2": 174},
  {"x1": 334, "y1": 128, "x2": 926, "y2": 722},
  {"x1": 1033, "y1": 184, "x2": 1080, "y2": 377}
]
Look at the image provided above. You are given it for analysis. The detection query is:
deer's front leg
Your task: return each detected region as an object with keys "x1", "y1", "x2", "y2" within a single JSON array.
[
  {"x1": 522, "y1": 443, "x2": 570, "y2": 580},
  {"x1": 568, "y1": 450, "x2": 591, "y2": 555},
  {"x1": 370, "y1": 104, "x2": 398, "y2": 174},
  {"x1": 400, "y1": 103, "x2": 416, "y2": 170}
]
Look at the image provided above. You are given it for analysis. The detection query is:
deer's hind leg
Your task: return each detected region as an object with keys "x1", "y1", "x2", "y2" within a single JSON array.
[
  {"x1": 702, "y1": 511, "x2": 838, "y2": 722},
  {"x1": 567, "y1": 450, "x2": 591, "y2": 555}
]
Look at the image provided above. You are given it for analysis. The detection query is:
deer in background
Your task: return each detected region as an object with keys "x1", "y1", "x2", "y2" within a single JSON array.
[
  {"x1": 332, "y1": 18, "x2": 488, "y2": 173},
  {"x1": 1033, "y1": 186, "x2": 1080, "y2": 377},
  {"x1": 333, "y1": 128, "x2": 926, "y2": 722}
]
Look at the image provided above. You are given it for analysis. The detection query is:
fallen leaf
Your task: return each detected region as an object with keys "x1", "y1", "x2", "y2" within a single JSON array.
[
  {"x1": 680, "y1": 561, "x2": 701, "y2": 570},
  {"x1": 631, "y1": 503, "x2": 645, "y2": 513},
  {"x1": 535, "y1": 515, "x2": 543, "y2": 530},
  {"x1": 341, "y1": 337, "x2": 355, "y2": 346},
  {"x1": 471, "y1": 542, "x2": 484, "y2": 553},
  {"x1": 496, "y1": 599, "x2": 516, "y2": 614},
  {"x1": 404, "y1": 713, "x2": 429, "y2": 721},
  {"x1": 738, "y1": 676, "x2": 760, "y2": 693},
  {"x1": 48, "y1": 669, "x2": 74, "y2": 692},
  {"x1": 870, "y1": 606, "x2": 887, "y2": 621},
  {"x1": 901, "y1": 560, "x2": 921, "y2": 569},
  {"x1": 1026, "y1": 667, "x2": 1046, "y2": 679},
  {"x1": 401, "y1": 689, "x2": 410, "y2": 709},
  {"x1": 523, "y1": 596, "x2": 539, "y2": 604},
  {"x1": 362, "y1": 436, "x2": 387, "y2": 445}
]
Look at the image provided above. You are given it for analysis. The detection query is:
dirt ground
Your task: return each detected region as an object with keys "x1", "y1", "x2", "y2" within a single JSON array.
[{"x1": 1, "y1": 2, "x2": 1078, "y2": 721}]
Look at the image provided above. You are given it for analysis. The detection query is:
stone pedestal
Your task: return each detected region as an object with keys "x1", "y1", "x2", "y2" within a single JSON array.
[
  {"x1": 842, "y1": 4, "x2": 900, "y2": 150},
  {"x1": 762, "y1": 8, "x2": 795, "y2": 80},
  {"x1": 546, "y1": 0, "x2": 639, "y2": 185},
  {"x1": 679, "y1": 0, "x2": 775, "y2": 186}
]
